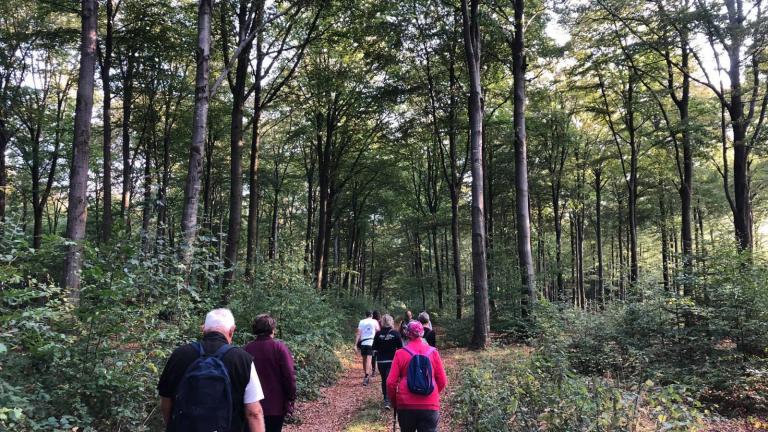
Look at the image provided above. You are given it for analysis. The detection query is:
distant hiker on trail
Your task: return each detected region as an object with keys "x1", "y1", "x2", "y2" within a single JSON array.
[
  {"x1": 399, "y1": 310, "x2": 414, "y2": 340},
  {"x1": 418, "y1": 312, "x2": 436, "y2": 348},
  {"x1": 355, "y1": 310, "x2": 380, "y2": 386},
  {"x1": 158, "y1": 308, "x2": 266, "y2": 432},
  {"x1": 387, "y1": 320, "x2": 448, "y2": 432},
  {"x1": 372, "y1": 314, "x2": 403, "y2": 410},
  {"x1": 372, "y1": 310, "x2": 382, "y2": 375},
  {"x1": 244, "y1": 314, "x2": 296, "y2": 432}
]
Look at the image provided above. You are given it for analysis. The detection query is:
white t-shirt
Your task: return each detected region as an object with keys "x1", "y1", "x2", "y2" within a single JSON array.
[
  {"x1": 358, "y1": 318, "x2": 380, "y2": 347},
  {"x1": 243, "y1": 362, "x2": 265, "y2": 404}
]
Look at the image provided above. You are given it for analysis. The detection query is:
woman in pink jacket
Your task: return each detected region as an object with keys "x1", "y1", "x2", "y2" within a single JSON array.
[{"x1": 386, "y1": 320, "x2": 448, "y2": 432}]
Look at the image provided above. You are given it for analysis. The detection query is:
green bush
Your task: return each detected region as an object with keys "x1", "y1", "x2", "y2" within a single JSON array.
[
  {"x1": 229, "y1": 262, "x2": 344, "y2": 400},
  {"x1": 523, "y1": 247, "x2": 768, "y2": 416},
  {"x1": 452, "y1": 348, "x2": 705, "y2": 431}
]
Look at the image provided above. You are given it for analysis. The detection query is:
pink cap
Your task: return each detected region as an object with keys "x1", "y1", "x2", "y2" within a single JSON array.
[{"x1": 405, "y1": 320, "x2": 424, "y2": 339}]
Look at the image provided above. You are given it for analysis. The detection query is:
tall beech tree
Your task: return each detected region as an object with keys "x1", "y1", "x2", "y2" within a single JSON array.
[
  {"x1": 461, "y1": 0, "x2": 490, "y2": 349},
  {"x1": 180, "y1": 0, "x2": 213, "y2": 264},
  {"x1": 98, "y1": 0, "x2": 118, "y2": 243},
  {"x1": 63, "y1": 0, "x2": 98, "y2": 301}
]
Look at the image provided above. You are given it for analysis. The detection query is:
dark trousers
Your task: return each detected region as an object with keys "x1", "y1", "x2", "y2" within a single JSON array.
[
  {"x1": 377, "y1": 361, "x2": 392, "y2": 401},
  {"x1": 264, "y1": 415, "x2": 285, "y2": 432},
  {"x1": 397, "y1": 409, "x2": 439, "y2": 432}
]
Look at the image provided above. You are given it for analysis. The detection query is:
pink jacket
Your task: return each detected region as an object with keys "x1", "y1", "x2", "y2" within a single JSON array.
[{"x1": 386, "y1": 340, "x2": 448, "y2": 411}]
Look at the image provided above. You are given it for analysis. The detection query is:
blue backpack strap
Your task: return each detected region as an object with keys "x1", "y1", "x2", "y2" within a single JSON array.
[
  {"x1": 402, "y1": 347, "x2": 415, "y2": 357},
  {"x1": 191, "y1": 341, "x2": 205, "y2": 356},
  {"x1": 212, "y1": 343, "x2": 234, "y2": 360}
]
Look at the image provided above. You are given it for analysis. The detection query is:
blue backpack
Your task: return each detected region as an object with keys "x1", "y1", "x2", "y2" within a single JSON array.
[
  {"x1": 403, "y1": 346, "x2": 435, "y2": 395},
  {"x1": 171, "y1": 342, "x2": 234, "y2": 432}
]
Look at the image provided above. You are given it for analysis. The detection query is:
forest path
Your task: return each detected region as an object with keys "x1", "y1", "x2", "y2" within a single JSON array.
[
  {"x1": 283, "y1": 348, "x2": 377, "y2": 432},
  {"x1": 284, "y1": 347, "x2": 468, "y2": 432}
]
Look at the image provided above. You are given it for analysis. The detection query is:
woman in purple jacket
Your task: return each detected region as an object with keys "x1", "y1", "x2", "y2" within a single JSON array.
[{"x1": 244, "y1": 314, "x2": 297, "y2": 432}]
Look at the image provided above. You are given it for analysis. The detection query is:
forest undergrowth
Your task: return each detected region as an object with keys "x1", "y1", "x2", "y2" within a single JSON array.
[{"x1": 1, "y1": 223, "x2": 767, "y2": 431}]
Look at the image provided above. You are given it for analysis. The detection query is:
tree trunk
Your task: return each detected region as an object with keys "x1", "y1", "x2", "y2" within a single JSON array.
[
  {"x1": 576, "y1": 211, "x2": 585, "y2": 309},
  {"x1": 303, "y1": 159, "x2": 315, "y2": 274},
  {"x1": 617, "y1": 195, "x2": 624, "y2": 299},
  {"x1": 246, "y1": 26, "x2": 264, "y2": 275},
  {"x1": 512, "y1": 0, "x2": 536, "y2": 313},
  {"x1": 140, "y1": 135, "x2": 153, "y2": 249},
  {"x1": 202, "y1": 128, "x2": 214, "y2": 232},
  {"x1": 431, "y1": 226, "x2": 443, "y2": 309},
  {"x1": 180, "y1": 0, "x2": 213, "y2": 265},
  {"x1": 156, "y1": 98, "x2": 173, "y2": 244},
  {"x1": 0, "y1": 128, "x2": 6, "y2": 226},
  {"x1": 725, "y1": 0, "x2": 752, "y2": 250},
  {"x1": 461, "y1": 0, "x2": 490, "y2": 349},
  {"x1": 64, "y1": 0, "x2": 98, "y2": 302},
  {"x1": 223, "y1": 14, "x2": 252, "y2": 287},
  {"x1": 660, "y1": 193, "x2": 670, "y2": 291},
  {"x1": 594, "y1": 169, "x2": 604, "y2": 305},
  {"x1": 121, "y1": 55, "x2": 134, "y2": 225},
  {"x1": 100, "y1": 0, "x2": 114, "y2": 243},
  {"x1": 677, "y1": 54, "x2": 694, "y2": 296},
  {"x1": 446, "y1": 41, "x2": 464, "y2": 320},
  {"x1": 268, "y1": 188, "x2": 279, "y2": 260}
]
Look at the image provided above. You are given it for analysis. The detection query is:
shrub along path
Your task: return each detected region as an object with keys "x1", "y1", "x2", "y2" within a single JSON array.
[{"x1": 284, "y1": 347, "x2": 465, "y2": 432}]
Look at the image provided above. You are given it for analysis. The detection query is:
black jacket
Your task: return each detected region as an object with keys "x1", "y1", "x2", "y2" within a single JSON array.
[{"x1": 372, "y1": 327, "x2": 403, "y2": 362}]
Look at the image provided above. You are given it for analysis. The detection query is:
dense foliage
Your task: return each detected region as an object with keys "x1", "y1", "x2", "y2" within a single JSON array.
[
  {"x1": 453, "y1": 247, "x2": 768, "y2": 430},
  {"x1": 0, "y1": 224, "x2": 344, "y2": 430}
]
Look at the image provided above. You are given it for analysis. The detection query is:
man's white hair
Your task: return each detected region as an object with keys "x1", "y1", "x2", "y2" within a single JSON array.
[{"x1": 203, "y1": 308, "x2": 236, "y2": 332}]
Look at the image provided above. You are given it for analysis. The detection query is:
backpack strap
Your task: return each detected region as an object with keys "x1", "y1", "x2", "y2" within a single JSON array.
[
  {"x1": 212, "y1": 343, "x2": 234, "y2": 360},
  {"x1": 191, "y1": 341, "x2": 233, "y2": 359},
  {"x1": 191, "y1": 341, "x2": 205, "y2": 357},
  {"x1": 402, "y1": 346, "x2": 434, "y2": 357}
]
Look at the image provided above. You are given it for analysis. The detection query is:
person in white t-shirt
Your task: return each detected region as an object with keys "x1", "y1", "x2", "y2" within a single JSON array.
[{"x1": 354, "y1": 310, "x2": 380, "y2": 386}]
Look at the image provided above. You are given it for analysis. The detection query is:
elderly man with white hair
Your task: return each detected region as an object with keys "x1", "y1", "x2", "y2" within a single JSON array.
[{"x1": 158, "y1": 308, "x2": 266, "y2": 432}]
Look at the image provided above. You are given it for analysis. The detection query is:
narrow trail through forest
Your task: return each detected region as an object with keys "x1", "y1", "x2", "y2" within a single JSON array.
[{"x1": 284, "y1": 348, "x2": 466, "y2": 432}]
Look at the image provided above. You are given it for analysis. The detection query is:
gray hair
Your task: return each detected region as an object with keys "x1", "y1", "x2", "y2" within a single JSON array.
[
  {"x1": 203, "y1": 308, "x2": 236, "y2": 332},
  {"x1": 418, "y1": 311, "x2": 430, "y2": 324},
  {"x1": 381, "y1": 314, "x2": 394, "y2": 328}
]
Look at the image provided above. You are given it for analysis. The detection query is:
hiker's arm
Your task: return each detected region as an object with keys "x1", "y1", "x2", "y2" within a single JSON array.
[
  {"x1": 160, "y1": 396, "x2": 173, "y2": 425},
  {"x1": 354, "y1": 328, "x2": 361, "y2": 350},
  {"x1": 280, "y1": 343, "x2": 297, "y2": 402},
  {"x1": 245, "y1": 401, "x2": 265, "y2": 432}
]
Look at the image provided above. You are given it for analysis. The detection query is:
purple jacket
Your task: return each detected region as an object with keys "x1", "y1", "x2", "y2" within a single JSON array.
[{"x1": 244, "y1": 336, "x2": 297, "y2": 416}]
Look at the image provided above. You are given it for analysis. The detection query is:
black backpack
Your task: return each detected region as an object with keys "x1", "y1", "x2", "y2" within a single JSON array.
[
  {"x1": 171, "y1": 342, "x2": 234, "y2": 432},
  {"x1": 403, "y1": 346, "x2": 435, "y2": 396}
]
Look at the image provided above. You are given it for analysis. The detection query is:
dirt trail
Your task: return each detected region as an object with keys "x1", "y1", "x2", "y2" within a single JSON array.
[
  {"x1": 283, "y1": 350, "x2": 379, "y2": 432},
  {"x1": 284, "y1": 348, "x2": 464, "y2": 432}
]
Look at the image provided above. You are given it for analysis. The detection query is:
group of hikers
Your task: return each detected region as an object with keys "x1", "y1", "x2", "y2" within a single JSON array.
[
  {"x1": 157, "y1": 307, "x2": 446, "y2": 432},
  {"x1": 355, "y1": 309, "x2": 448, "y2": 432},
  {"x1": 157, "y1": 309, "x2": 295, "y2": 432}
]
